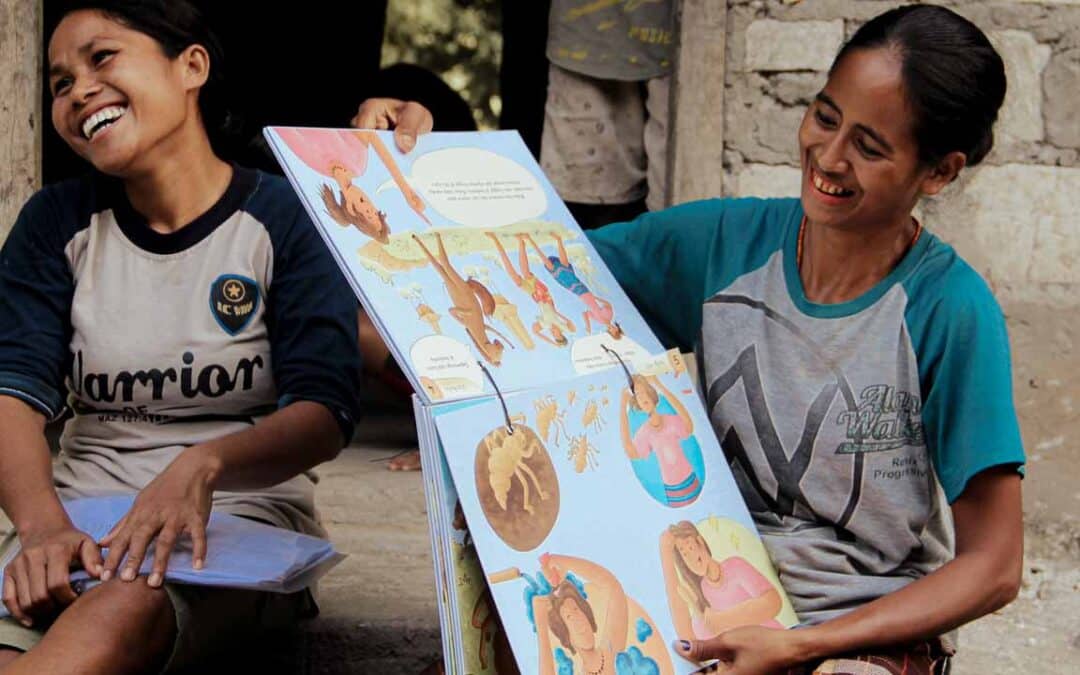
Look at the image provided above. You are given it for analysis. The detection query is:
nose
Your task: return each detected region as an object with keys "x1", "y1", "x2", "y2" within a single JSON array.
[
  {"x1": 70, "y1": 73, "x2": 103, "y2": 108},
  {"x1": 817, "y1": 132, "x2": 850, "y2": 176}
]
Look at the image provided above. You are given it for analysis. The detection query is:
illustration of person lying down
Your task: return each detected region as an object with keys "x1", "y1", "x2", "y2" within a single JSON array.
[
  {"x1": 276, "y1": 128, "x2": 429, "y2": 243},
  {"x1": 520, "y1": 232, "x2": 622, "y2": 339},
  {"x1": 485, "y1": 232, "x2": 576, "y2": 347}
]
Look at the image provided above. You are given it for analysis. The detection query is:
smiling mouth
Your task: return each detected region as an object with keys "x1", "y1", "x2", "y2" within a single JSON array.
[
  {"x1": 81, "y1": 105, "x2": 128, "y2": 141},
  {"x1": 811, "y1": 168, "x2": 855, "y2": 198}
]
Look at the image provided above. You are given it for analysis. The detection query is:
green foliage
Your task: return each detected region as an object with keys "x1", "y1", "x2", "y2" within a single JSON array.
[{"x1": 382, "y1": 0, "x2": 503, "y2": 129}]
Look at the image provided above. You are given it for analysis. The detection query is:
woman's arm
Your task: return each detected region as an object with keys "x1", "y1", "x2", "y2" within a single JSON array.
[
  {"x1": 659, "y1": 530, "x2": 695, "y2": 640},
  {"x1": 619, "y1": 390, "x2": 637, "y2": 459},
  {"x1": 700, "y1": 588, "x2": 782, "y2": 635},
  {"x1": 100, "y1": 401, "x2": 343, "y2": 585},
  {"x1": 680, "y1": 467, "x2": 1023, "y2": 670},
  {"x1": 533, "y1": 594, "x2": 557, "y2": 674},
  {"x1": 652, "y1": 376, "x2": 693, "y2": 433},
  {"x1": 356, "y1": 130, "x2": 430, "y2": 223},
  {"x1": 0, "y1": 397, "x2": 106, "y2": 626}
]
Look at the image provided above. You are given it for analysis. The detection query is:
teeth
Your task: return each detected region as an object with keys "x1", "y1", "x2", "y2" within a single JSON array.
[
  {"x1": 812, "y1": 171, "x2": 851, "y2": 196},
  {"x1": 81, "y1": 105, "x2": 127, "y2": 140}
]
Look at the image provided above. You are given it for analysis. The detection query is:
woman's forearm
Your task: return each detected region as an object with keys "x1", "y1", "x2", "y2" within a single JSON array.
[
  {"x1": 792, "y1": 470, "x2": 1022, "y2": 662},
  {"x1": 184, "y1": 400, "x2": 344, "y2": 492},
  {"x1": 0, "y1": 397, "x2": 70, "y2": 536}
]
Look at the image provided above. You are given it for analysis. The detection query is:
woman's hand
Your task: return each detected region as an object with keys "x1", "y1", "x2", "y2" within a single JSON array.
[
  {"x1": 351, "y1": 98, "x2": 434, "y2": 153},
  {"x1": 2, "y1": 524, "x2": 103, "y2": 627},
  {"x1": 674, "y1": 626, "x2": 805, "y2": 674},
  {"x1": 100, "y1": 447, "x2": 219, "y2": 588}
]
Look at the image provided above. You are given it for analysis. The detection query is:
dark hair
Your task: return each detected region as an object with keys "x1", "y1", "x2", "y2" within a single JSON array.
[
  {"x1": 48, "y1": 0, "x2": 234, "y2": 145},
  {"x1": 831, "y1": 4, "x2": 1006, "y2": 167},
  {"x1": 547, "y1": 580, "x2": 597, "y2": 655}
]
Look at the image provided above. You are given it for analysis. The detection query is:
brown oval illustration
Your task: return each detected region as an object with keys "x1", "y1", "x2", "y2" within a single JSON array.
[{"x1": 475, "y1": 424, "x2": 560, "y2": 551}]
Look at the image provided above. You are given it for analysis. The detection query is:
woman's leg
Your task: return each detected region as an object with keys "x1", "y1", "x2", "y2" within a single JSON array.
[
  {"x1": 1, "y1": 579, "x2": 175, "y2": 675},
  {"x1": 0, "y1": 650, "x2": 20, "y2": 668}
]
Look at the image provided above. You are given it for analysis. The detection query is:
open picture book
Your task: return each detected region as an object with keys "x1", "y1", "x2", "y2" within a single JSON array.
[{"x1": 265, "y1": 128, "x2": 798, "y2": 674}]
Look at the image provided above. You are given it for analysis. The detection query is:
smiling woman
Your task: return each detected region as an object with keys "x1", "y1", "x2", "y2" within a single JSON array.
[
  {"x1": 0, "y1": 1, "x2": 376, "y2": 673},
  {"x1": 588, "y1": 5, "x2": 1024, "y2": 674}
]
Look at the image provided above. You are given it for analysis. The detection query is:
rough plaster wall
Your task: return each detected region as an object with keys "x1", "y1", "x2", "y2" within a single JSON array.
[{"x1": 0, "y1": 0, "x2": 42, "y2": 248}]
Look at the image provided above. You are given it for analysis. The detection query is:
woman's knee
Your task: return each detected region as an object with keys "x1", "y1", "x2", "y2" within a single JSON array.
[
  {"x1": 73, "y1": 579, "x2": 176, "y2": 662},
  {"x1": 0, "y1": 647, "x2": 22, "y2": 667}
]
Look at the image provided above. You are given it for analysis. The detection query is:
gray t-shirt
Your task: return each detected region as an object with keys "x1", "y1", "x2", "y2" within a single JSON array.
[
  {"x1": 589, "y1": 197, "x2": 1025, "y2": 627},
  {"x1": 548, "y1": 0, "x2": 675, "y2": 81},
  {"x1": 0, "y1": 169, "x2": 361, "y2": 537}
]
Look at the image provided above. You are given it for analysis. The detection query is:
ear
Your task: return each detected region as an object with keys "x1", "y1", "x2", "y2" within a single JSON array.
[
  {"x1": 920, "y1": 151, "x2": 966, "y2": 196},
  {"x1": 177, "y1": 43, "x2": 211, "y2": 92}
]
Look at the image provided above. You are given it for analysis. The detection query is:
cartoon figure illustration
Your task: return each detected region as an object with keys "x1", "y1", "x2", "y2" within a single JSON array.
[
  {"x1": 486, "y1": 232, "x2": 576, "y2": 347},
  {"x1": 581, "y1": 399, "x2": 606, "y2": 433},
  {"x1": 534, "y1": 395, "x2": 569, "y2": 447},
  {"x1": 487, "y1": 428, "x2": 551, "y2": 514},
  {"x1": 400, "y1": 283, "x2": 443, "y2": 334},
  {"x1": 567, "y1": 390, "x2": 577, "y2": 407},
  {"x1": 520, "y1": 232, "x2": 623, "y2": 339},
  {"x1": 474, "y1": 425, "x2": 560, "y2": 551},
  {"x1": 567, "y1": 435, "x2": 598, "y2": 473},
  {"x1": 277, "y1": 128, "x2": 428, "y2": 243},
  {"x1": 470, "y1": 265, "x2": 536, "y2": 352},
  {"x1": 511, "y1": 554, "x2": 673, "y2": 675},
  {"x1": 620, "y1": 374, "x2": 705, "y2": 508},
  {"x1": 413, "y1": 233, "x2": 512, "y2": 366},
  {"x1": 660, "y1": 521, "x2": 785, "y2": 641}
]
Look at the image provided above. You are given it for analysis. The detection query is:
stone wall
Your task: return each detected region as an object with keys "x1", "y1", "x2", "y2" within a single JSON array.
[{"x1": 726, "y1": 0, "x2": 1080, "y2": 306}]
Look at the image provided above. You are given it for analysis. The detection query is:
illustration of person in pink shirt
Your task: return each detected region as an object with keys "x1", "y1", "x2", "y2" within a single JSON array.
[
  {"x1": 660, "y1": 521, "x2": 785, "y2": 642},
  {"x1": 276, "y1": 128, "x2": 429, "y2": 244},
  {"x1": 619, "y1": 374, "x2": 703, "y2": 507}
]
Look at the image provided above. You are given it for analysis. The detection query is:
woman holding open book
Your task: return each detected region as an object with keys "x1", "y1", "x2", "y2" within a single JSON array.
[
  {"x1": 0, "y1": 1, "x2": 428, "y2": 673},
  {"x1": 590, "y1": 5, "x2": 1024, "y2": 674}
]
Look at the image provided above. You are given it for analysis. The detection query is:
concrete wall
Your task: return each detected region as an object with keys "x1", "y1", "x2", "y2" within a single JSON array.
[{"x1": 725, "y1": 0, "x2": 1080, "y2": 307}]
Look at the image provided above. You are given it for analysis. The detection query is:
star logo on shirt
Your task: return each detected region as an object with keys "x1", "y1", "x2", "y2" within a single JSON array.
[
  {"x1": 210, "y1": 275, "x2": 259, "y2": 336},
  {"x1": 224, "y1": 280, "x2": 246, "y2": 302}
]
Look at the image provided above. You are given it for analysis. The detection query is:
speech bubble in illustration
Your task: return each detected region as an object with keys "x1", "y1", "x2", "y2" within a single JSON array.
[
  {"x1": 379, "y1": 148, "x2": 547, "y2": 228},
  {"x1": 411, "y1": 335, "x2": 485, "y2": 400},
  {"x1": 570, "y1": 334, "x2": 652, "y2": 376}
]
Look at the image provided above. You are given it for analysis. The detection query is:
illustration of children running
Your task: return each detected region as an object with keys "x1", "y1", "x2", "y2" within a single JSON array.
[
  {"x1": 277, "y1": 128, "x2": 429, "y2": 244},
  {"x1": 521, "y1": 233, "x2": 622, "y2": 339},
  {"x1": 412, "y1": 233, "x2": 511, "y2": 366},
  {"x1": 485, "y1": 232, "x2": 576, "y2": 347},
  {"x1": 620, "y1": 375, "x2": 703, "y2": 507}
]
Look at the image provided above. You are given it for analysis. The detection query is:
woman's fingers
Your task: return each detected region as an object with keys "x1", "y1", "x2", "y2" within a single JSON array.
[
  {"x1": 3, "y1": 568, "x2": 31, "y2": 627},
  {"x1": 120, "y1": 523, "x2": 158, "y2": 582},
  {"x1": 148, "y1": 523, "x2": 179, "y2": 588},
  {"x1": 45, "y1": 545, "x2": 77, "y2": 606},
  {"x1": 190, "y1": 517, "x2": 208, "y2": 571},
  {"x1": 25, "y1": 549, "x2": 53, "y2": 613},
  {"x1": 78, "y1": 537, "x2": 104, "y2": 579},
  {"x1": 675, "y1": 634, "x2": 734, "y2": 663}
]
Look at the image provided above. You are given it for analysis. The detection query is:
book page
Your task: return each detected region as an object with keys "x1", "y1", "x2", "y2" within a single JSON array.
[
  {"x1": 264, "y1": 128, "x2": 664, "y2": 405},
  {"x1": 433, "y1": 366, "x2": 798, "y2": 675}
]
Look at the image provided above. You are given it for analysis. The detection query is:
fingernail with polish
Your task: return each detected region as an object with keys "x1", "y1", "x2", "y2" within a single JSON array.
[{"x1": 674, "y1": 640, "x2": 691, "y2": 653}]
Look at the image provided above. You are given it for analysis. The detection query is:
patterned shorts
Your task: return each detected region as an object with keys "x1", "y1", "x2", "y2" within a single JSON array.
[{"x1": 788, "y1": 641, "x2": 950, "y2": 675}]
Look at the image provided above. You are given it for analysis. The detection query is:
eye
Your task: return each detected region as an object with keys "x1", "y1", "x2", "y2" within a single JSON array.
[
  {"x1": 51, "y1": 76, "x2": 73, "y2": 97},
  {"x1": 91, "y1": 49, "x2": 116, "y2": 66},
  {"x1": 814, "y1": 108, "x2": 838, "y2": 129},
  {"x1": 856, "y1": 138, "x2": 883, "y2": 158}
]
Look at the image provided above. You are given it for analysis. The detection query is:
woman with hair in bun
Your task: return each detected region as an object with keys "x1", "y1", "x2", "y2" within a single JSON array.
[{"x1": 590, "y1": 5, "x2": 1025, "y2": 673}]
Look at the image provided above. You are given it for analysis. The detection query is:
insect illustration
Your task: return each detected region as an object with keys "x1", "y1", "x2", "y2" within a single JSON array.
[
  {"x1": 486, "y1": 429, "x2": 550, "y2": 514},
  {"x1": 581, "y1": 399, "x2": 606, "y2": 433},
  {"x1": 534, "y1": 395, "x2": 569, "y2": 446},
  {"x1": 567, "y1": 434, "x2": 599, "y2": 473}
]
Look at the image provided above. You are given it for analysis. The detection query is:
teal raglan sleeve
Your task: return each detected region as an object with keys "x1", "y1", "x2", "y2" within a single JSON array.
[
  {"x1": 905, "y1": 255, "x2": 1026, "y2": 503},
  {"x1": 586, "y1": 199, "x2": 726, "y2": 352}
]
